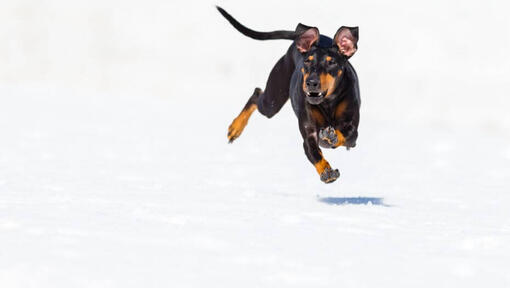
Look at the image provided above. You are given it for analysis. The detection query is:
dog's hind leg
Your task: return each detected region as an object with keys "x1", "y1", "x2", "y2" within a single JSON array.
[
  {"x1": 257, "y1": 53, "x2": 294, "y2": 118},
  {"x1": 228, "y1": 88, "x2": 261, "y2": 143},
  {"x1": 228, "y1": 52, "x2": 294, "y2": 143}
]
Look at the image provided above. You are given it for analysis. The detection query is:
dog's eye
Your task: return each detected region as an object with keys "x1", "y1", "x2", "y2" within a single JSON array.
[
  {"x1": 327, "y1": 59, "x2": 336, "y2": 66},
  {"x1": 304, "y1": 59, "x2": 312, "y2": 65}
]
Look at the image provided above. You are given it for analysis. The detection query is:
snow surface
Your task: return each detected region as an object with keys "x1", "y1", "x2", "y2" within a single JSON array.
[{"x1": 1, "y1": 0, "x2": 510, "y2": 287}]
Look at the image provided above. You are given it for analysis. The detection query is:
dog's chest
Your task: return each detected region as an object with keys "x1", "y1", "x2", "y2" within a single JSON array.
[{"x1": 309, "y1": 100, "x2": 348, "y2": 128}]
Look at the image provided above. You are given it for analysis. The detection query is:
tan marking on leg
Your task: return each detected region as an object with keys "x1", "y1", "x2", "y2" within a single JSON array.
[
  {"x1": 333, "y1": 100, "x2": 348, "y2": 147},
  {"x1": 228, "y1": 103, "x2": 257, "y2": 142},
  {"x1": 314, "y1": 158, "x2": 331, "y2": 175},
  {"x1": 333, "y1": 129, "x2": 346, "y2": 147}
]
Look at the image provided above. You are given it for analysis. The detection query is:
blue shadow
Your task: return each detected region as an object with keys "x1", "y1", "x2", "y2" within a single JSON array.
[{"x1": 318, "y1": 197, "x2": 391, "y2": 207}]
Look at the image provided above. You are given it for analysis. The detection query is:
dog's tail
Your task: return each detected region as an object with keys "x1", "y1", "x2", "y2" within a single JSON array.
[{"x1": 216, "y1": 6, "x2": 298, "y2": 41}]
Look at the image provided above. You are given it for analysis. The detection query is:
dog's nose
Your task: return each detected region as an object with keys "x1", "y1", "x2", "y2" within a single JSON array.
[{"x1": 306, "y1": 79, "x2": 319, "y2": 89}]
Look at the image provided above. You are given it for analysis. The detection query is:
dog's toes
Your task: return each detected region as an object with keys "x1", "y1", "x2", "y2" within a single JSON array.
[
  {"x1": 319, "y1": 126, "x2": 338, "y2": 147},
  {"x1": 320, "y1": 167, "x2": 340, "y2": 183},
  {"x1": 228, "y1": 135, "x2": 238, "y2": 143},
  {"x1": 345, "y1": 141, "x2": 356, "y2": 150}
]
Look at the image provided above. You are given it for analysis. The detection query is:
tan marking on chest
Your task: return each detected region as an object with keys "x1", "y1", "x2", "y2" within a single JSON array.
[
  {"x1": 334, "y1": 100, "x2": 348, "y2": 119},
  {"x1": 310, "y1": 107, "x2": 325, "y2": 125}
]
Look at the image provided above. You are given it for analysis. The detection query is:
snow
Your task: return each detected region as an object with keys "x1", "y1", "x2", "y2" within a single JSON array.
[{"x1": 1, "y1": 0, "x2": 510, "y2": 287}]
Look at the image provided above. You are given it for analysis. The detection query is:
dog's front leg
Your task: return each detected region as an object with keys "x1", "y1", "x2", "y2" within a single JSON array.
[
  {"x1": 302, "y1": 131, "x2": 340, "y2": 184},
  {"x1": 318, "y1": 126, "x2": 346, "y2": 149},
  {"x1": 318, "y1": 120, "x2": 358, "y2": 150},
  {"x1": 341, "y1": 121, "x2": 358, "y2": 149}
]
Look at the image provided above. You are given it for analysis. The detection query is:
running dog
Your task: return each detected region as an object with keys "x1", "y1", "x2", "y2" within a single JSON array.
[{"x1": 217, "y1": 6, "x2": 360, "y2": 183}]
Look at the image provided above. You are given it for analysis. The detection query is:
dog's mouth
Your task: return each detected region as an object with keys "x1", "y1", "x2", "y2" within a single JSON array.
[
  {"x1": 305, "y1": 90, "x2": 327, "y2": 104},
  {"x1": 305, "y1": 91, "x2": 326, "y2": 98}
]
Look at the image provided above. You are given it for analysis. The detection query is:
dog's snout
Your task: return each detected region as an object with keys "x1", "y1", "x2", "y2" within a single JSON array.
[{"x1": 306, "y1": 78, "x2": 319, "y2": 89}]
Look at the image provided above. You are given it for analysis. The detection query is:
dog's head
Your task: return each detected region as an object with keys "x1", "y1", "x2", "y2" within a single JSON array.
[{"x1": 296, "y1": 26, "x2": 359, "y2": 105}]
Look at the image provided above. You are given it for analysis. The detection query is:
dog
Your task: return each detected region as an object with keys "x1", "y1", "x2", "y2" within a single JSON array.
[{"x1": 217, "y1": 6, "x2": 360, "y2": 184}]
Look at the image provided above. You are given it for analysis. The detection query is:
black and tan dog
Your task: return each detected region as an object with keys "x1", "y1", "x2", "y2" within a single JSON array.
[{"x1": 217, "y1": 7, "x2": 360, "y2": 184}]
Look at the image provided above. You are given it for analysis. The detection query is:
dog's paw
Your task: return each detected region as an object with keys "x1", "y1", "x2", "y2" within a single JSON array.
[
  {"x1": 228, "y1": 119, "x2": 245, "y2": 143},
  {"x1": 227, "y1": 104, "x2": 257, "y2": 143},
  {"x1": 320, "y1": 167, "x2": 340, "y2": 183},
  {"x1": 345, "y1": 141, "x2": 356, "y2": 150},
  {"x1": 318, "y1": 126, "x2": 338, "y2": 148}
]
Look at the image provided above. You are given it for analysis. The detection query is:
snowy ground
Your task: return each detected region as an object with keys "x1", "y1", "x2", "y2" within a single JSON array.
[{"x1": 1, "y1": 1, "x2": 510, "y2": 287}]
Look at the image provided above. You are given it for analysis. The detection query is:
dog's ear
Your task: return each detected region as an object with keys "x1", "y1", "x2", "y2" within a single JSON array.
[
  {"x1": 296, "y1": 27, "x2": 319, "y2": 53},
  {"x1": 295, "y1": 23, "x2": 313, "y2": 34},
  {"x1": 334, "y1": 26, "x2": 358, "y2": 58}
]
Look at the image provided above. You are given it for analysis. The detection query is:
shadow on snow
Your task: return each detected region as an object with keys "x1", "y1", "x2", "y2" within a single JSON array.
[{"x1": 318, "y1": 197, "x2": 391, "y2": 207}]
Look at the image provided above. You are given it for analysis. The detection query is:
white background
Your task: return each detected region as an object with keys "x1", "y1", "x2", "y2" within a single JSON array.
[{"x1": 1, "y1": 0, "x2": 509, "y2": 287}]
